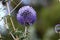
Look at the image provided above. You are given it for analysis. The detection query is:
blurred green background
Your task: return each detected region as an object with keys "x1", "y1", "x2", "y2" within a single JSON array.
[{"x1": 3, "y1": 0, "x2": 60, "y2": 40}]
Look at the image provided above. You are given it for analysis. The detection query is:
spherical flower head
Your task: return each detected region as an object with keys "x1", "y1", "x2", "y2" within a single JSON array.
[
  {"x1": 17, "y1": 6, "x2": 36, "y2": 26},
  {"x1": 55, "y1": 24, "x2": 60, "y2": 33}
]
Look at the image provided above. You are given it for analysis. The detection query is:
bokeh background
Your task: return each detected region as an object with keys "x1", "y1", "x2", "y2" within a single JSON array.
[{"x1": 1, "y1": 0, "x2": 60, "y2": 40}]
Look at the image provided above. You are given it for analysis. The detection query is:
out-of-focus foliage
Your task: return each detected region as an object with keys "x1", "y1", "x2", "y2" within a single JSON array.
[
  {"x1": 8, "y1": 0, "x2": 60, "y2": 40},
  {"x1": 0, "y1": 0, "x2": 60, "y2": 40}
]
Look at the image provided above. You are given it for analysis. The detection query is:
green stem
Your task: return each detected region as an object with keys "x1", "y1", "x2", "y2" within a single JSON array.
[{"x1": 25, "y1": 26, "x2": 28, "y2": 37}]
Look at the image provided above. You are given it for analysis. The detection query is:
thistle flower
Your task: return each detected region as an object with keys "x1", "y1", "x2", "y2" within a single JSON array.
[
  {"x1": 17, "y1": 6, "x2": 36, "y2": 26},
  {"x1": 55, "y1": 24, "x2": 60, "y2": 33}
]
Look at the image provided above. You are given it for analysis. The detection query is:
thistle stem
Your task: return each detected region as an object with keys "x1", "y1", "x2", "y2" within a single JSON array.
[
  {"x1": 6, "y1": 1, "x2": 22, "y2": 40},
  {"x1": 10, "y1": 32, "x2": 15, "y2": 40},
  {"x1": 6, "y1": 1, "x2": 16, "y2": 31},
  {"x1": 10, "y1": 31, "x2": 20, "y2": 40},
  {"x1": 6, "y1": 0, "x2": 23, "y2": 31},
  {"x1": 25, "y1": 26, "x2": 28, "y2": 37},
  {"x1": 10, "y1": 0, "x2": 23, "y2": 14}
]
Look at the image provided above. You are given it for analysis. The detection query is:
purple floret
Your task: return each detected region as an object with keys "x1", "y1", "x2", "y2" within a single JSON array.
[
  {"x1": 55, "y1": 24, "x2": 60, "y2": 33},
  {"x1": 17, "y1": 6, "x2": 36, "y2": 26}
]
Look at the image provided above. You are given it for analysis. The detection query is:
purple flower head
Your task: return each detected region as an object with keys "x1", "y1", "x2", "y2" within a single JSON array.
[
  {"x1": 55, "y1": 24, "x2": 60, "y2": 33},
  {"x1": 17, "y1": 6, "x2": 36, "y2": 26}
]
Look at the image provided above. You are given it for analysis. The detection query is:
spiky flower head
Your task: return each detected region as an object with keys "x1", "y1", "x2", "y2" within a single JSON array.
[
  {"x1": 55, "y1": 24, "x2": 60, "y2": 33},
  {"x1": 17, "y1": 6, "x2": 36, "y2": 26}
]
